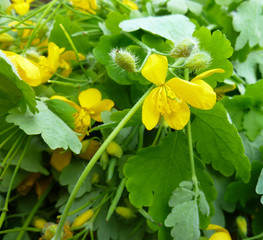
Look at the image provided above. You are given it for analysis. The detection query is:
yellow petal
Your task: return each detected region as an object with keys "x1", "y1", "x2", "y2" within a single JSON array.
[
  {"x1": 89, "y1": 99, "x2": 114, "y2": 122},
  {"x1": 0, "y1": 33, "x2": 14, "y2": 43},
  {"x1": 50, "y1": 96, "x2": 81, "y2": 111},
  {"x1": 60, "y1": 51, "x2": 85, "y2": 62},
  {"x1": 141, "y1": 54, "x2": 167, "y2": 86},
  {"x1": 163, "y1": 101, "x2": 190, "y2": 130},
  {"x1": 209, "y1": 232, "x2": 231, "y2": 240},
  {"x1": 78, "y1": 88, "x2": 102, "y2": 109},
  {"x1": 142, "y1": 88, "x2": 160, "y2": 130},
  {"x1": 192, "y1": 69, "x2": 225, "y2": 81},
  {"x1": 50, "y1": 149, "x2": 72, "y2": 172},
  {"x1": 122, "y1": 0, "x2": 138, "y2": 10},
  {"x1": 13, "y1": 3, "x2": 30, "y2": 15},
  {"x1": 47, "y1": 42, "x2": 60, "y2": 73},
  {"x1": 166, "y1": 78, "x2": 216, "y2": 110},
  {"x1": 7, "y1": 53, "x2": 42, "y2": 86}
]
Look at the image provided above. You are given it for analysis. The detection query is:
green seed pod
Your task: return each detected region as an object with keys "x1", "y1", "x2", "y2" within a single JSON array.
[
  {"x1": 170, "y1": 38, "x2": 197, "y2": 58},
  {"x1": 184, "y1": 51, "x2": 212, "y2": 70},
  {"x1": 100, "y1": 151, "x2": 109, "y2": 170},
  {"x1": 110, "y1": 48, "x2": 137, "y2": 72}
]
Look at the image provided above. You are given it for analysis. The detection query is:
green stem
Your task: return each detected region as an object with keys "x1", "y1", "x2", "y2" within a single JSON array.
[
  {"x1": 54, "y1": 73, "x2": 88, "y2": 83},
  {"x1": 0, "y1": 227, "x2": 41, "y2": 234},
  {"x1": 16, "y1": 182, "x2": 54, "y2": 240},
  {"x1": 106, "y1": 178, "x2": 127, "y2": 221},
  {"x1": 138, "y1": 208, "x2": 161, "y2": 226},
  {"x1": 137, "y1": 124, "x2": 145, "y2": 150},
  {"x1": 152, "y1": 118, "x2": 164, "y2": 146},
  {"x1": 48, "y1": 80, "x2": 81, "y2": 88},
  {"x1": 52, "y1": 86, "x2": 154, "y2": 240},
  {"x1": 0, "y1": 134, "x2": 25, "y2": 179},
  {"x1": 0, "y1": 128, "x2": 19, "y2": 150},
  {"x1": 187, "y1": 121, "x2": 199, "y2": 200},
  {"x1": 59, "y1": 24, "x2": 87, "y2": 77},
  {"x1": 0, "y1": 4, "x2": 49, "y2": 35},
  {"x1": 136, "y1": 49, "x2": 152, "y2": 72},
  {"x1": 22, "y1": 0, "x2": 60, "y2": 55},
  {"x1": 0, "y1": 126, "x2": 16, "y2": 135},
  {"x1": 112, "y1": 0, "x2": 131, "y2": 12},
  {"x1": 242, "y1": 233, "x2": 263, "y2": 240},
  {"x1": 0, "y1": 136, "x2": 32, "y2": 228}
]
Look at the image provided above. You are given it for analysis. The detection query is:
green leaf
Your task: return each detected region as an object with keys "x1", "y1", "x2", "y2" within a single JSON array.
[
  {"x1": 10, "y1": 136, "x2": 49, "y2": 175},
  {"x1": 222, "y1": 96, "x2": 253, "y2": 130},
  {"x1": 234, "y1": 50, "x2": 263, "y2": 84},
  {"x1": 191, "y1": 102, "x2": 251, "y2": 182},
  {"x1": 6, "y1": 100, "x2": 82, "y2": 154},
  {"x1": 215, "y1": 0, "x2": 241, "y2": 6},
  {"x1": 256, "y1": 167, "x2": 263, "y2": 204},
  {"x1": 193, "y1": 27, "x2": 233, "y2": 87},
  {"x1": 119, "y1": 15, "x2": 195, "y2": 44},
  {"x1": 46, "y1": 99, "x2": 77, "y2": 129},
  {"x1": 243, "y1": 109, "x2": 263, "y2": 141},
  {"x1": 59, "y1": 158, "x2": 102, "y2": 198},
  {"x1": 199, "y1": 191, "x2": 210, "y2": 216},
  {"x1": 168, "y1": 188, "x2": 194, "y2": 207},
  {"x1": 124, "y1": 131, "x2": 216, "y2": 239},
  {"x1": 165, "y1": 201, "x2": 200, "y2": 240},
  {"x1": 0, "y1": 50, "x2": 37, "y2": 114},
  {"x1": 105, "y1": 11, "x2": 128, "y2": 34},
  {"x1": 232, "y1": 0, "x2": 263, "y2": 50},
  {"x1": 110, "y1": 108, "x2": 142, "y2": 127},
  {"x1": 49, "y1": 15, "x2": 90, "y2": 53},
  {"x1": 225, "y1": 161, "x2": 263, "y2": 206},
  {"x1": 167, "y1": 0, "x2": 203, "y2": 15}
]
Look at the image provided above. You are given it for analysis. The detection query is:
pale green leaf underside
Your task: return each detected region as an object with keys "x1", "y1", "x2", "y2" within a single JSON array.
[
  {"x1": 6, "y1": 100, "x2": 82, "y2": 154},
  {"x1": 119, "y1": 15, "x2": 195, "y2": 44}
]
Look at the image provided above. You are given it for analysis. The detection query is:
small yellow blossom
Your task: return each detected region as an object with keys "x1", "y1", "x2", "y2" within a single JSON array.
[
  {"x1": 71, "y1": 209, "x2": 94, "y2": 228},
  {"x1": 122, "y1": 0, "x2": 138, "y2": 10},
  {"x1": 70, "y1": 0, "x2": 97, "y2": 14},
  {"x1": 8, "y1": 0, "x2": 34, "y2": 16},
  {"x1": 141, "y1": 54, "x2": 225, "y2": 130},
  {"x1": 51, "y1": 89, "x2": 114, "y2": 139},
  {"x1": 206, "y1": 224, "x2": 232, "y2": 240}
]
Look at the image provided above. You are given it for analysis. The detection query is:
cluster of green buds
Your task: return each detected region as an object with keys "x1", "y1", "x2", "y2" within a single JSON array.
[
  {"x1": 170, "y1": 38, "x2": 212, "y2": 71},
  {"x1": 110, "y1": 48, "x2": 137, "y2": 72}
]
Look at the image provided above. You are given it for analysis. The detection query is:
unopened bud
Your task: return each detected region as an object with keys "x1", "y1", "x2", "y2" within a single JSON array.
[
  {"x1": 171, "y1": 38, "x2": 198, "y2": 58},
  {"x1": 100, "y1": 151, "x2": 109, "y2": 170},
  {"x1": 71, "y1": 209, "x2": 94, "y2": 228},
  {"x1": 110, "y1": 48, "x2": 137, "y2": 72},
  {"x1": 116, "y1": 207, "x2": 136, "y2": 219},
  {"x1": 236, "y1": 216, "x2": 247, "y2": 237},
  {"x1": 92, "y1": 173, "x2": 100, "y2": 184},
  {"x1": 80, "y1": 140, "x2": 90, "y2": 154},
  {"x1": 184, "y1": 51, "x2": 212, "y2": 70},
  {"x1": 33, "y1": 218, "x2": 47, "y2": 229},
  {"x1": 106, "y1": 141, "x2": 123, "y2": 158}
]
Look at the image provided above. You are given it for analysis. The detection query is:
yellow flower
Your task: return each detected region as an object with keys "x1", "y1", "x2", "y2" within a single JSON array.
[
  {"x1": 141, "y1": 54, "x2": 224, "y2": 130},
  {"x1": 70, "y1": 0, "x2": 97, "y2": 14},
  {"x1": 207, "y1": 224, "x2": 232, "y2": 240},
  {"x1": 3, "y1": 51, "x2": 42, "y2": 86},
  {"x1": 51, "y1": 89, "x2": 114, "y2": 139},
  {"x1": 8, "y1": 0, "x2": 34, "y2": 16},
  {"x1": 122, "y1": 0, "x2": 138, "y2": 10}
]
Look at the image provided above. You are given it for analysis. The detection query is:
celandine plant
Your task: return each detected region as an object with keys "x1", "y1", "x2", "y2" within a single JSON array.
[{"x1": 1, "y1": 0, "x2": 263, "y2": 240}]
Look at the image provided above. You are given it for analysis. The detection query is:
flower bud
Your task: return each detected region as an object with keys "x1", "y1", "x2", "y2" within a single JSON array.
[
  {"x1": 116, "y1": 207, "x2": 136, "y2": 219},
  {"x1": 71, "y1": 209, "x2": 94, "y2": 228},
  {"x1": 184, "y1": 51, "x2": 212, "y2": 70},
  {"x1": 236, "y1": 216, "x2": 247, "y2": 237},
  {"x1": 171, "y1": 38, "x2": 198, "y2": 58},
  {"x1": 106, "y1": 141, "x2": 123, "y2": 158},
  {"x1": 110, "y1": 48, "x2": 137, "y2": 72},
  {"x1": 33, "y1": 218, "x2": 47, "y2": 229},
  {"x1": 92, "y1": 173, "x2": 100, "y2": 184},
  {"x1": 100, "y1": 151, "x2": 109, "y2": 170}
]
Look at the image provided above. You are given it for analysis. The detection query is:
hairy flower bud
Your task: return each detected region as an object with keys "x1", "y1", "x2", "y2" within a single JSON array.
[
  {"x1": 170, "y1": 38, "x2": 198, "y2": 58},
  {"x1": 184, "y1": 51, "x2": 212, "y2": 70},
  {"x1": 106, "y1": 141, "x2": 123, "y2": 158},
  {"x1": 110, "y1": 48, "x2": 137, "y2": 72}
]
